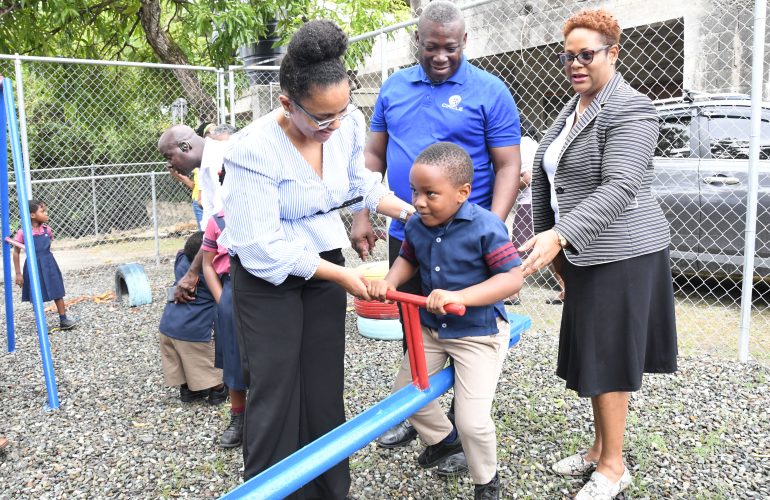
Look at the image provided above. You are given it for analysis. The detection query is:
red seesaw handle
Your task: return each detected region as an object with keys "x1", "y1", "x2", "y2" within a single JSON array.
[{"x1": 385, "y1": 290, "x2": 466, "y2": 316}]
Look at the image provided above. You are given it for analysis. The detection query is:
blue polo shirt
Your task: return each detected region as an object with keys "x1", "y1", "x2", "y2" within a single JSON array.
[
  {"x1": 399, "y1": 202, "x2": 521, "y2": 339},
  {"x1": 371, "y1": 57, "x2": 521, "y2": 241}
]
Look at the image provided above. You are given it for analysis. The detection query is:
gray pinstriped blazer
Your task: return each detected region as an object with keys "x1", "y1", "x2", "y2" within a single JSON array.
[{"x1": 531, "y1": 73, "x2": 671, "y2": 266}]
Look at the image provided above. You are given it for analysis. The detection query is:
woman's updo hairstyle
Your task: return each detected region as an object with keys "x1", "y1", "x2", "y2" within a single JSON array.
[{"x1": 279, "y1": 20, "x2": 349, "y2": 102}]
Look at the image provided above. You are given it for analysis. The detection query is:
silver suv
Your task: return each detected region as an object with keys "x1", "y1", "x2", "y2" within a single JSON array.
[{"x1": 653, "y1": 92, "x2": 770, "y2": 281}]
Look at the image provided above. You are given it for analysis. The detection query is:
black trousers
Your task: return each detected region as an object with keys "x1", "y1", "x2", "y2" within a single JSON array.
[{"x1": 231, "y1": 251, "x2": 349, "y2": 500}]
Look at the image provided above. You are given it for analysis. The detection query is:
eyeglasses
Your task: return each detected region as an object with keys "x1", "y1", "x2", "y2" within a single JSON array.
[
  {"x1": 557, "y1": 45, "x2": 612, "y2": 67},
  {"x1": 292, "y1": 100, "x2": 357, "y2": 130}
]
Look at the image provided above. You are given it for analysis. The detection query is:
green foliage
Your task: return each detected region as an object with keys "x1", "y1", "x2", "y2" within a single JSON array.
[
  {"x1": 16, "y1": 62, "x2": 206, "y2": 237},
  {"x1": 0, "y1": 0, "x2": 411, "y2": 68},
  {"x1": 0, "y1": 0, "x2": 155, "y2": 61},
  {"x1": 0, "y1": 0, "x2": 411, "y2": 238}
]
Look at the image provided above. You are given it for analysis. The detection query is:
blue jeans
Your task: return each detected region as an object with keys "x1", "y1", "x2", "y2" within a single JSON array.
[{"x1": 192, "y1": 200, "x2": 203, "y2": 230}]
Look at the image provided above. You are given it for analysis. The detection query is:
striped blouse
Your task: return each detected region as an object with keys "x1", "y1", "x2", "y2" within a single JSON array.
[{"x1": 218, "y1": 110, "x2": 389, "y2": 285}]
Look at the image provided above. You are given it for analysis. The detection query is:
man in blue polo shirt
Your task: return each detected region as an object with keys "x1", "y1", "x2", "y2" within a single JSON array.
[{"x1": 350, "y1": 0, "x2": 522, "y2": 476}]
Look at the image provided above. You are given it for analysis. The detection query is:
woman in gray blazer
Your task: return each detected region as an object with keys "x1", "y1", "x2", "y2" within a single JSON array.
[{"x1": 519, "y1": 9, "x2": 677, "y2": 499}]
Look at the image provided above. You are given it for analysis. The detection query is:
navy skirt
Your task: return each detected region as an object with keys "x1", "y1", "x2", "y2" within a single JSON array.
[
  {"x1": 22, "y1": 250, "x2": 65, "y2": 303},
  {"x1": 556, "y1": 248, "x2": 678, "y2": 397},
  {"x1": 215, "y1": 276, "x2": 247, "y2": 391}
]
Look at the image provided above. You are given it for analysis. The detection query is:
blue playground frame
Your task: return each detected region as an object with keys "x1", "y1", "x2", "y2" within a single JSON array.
[
  {"x1": 221, "y1": 312, "x2": 530, "y2": 499},
  {"x1": 1, "y1": 77, "x2": 60, "y2": 410}
]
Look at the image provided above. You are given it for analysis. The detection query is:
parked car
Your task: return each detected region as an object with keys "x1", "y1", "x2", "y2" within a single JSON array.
[{"x1": 652, "y1": 92, "x2": 770, "y2": 281}]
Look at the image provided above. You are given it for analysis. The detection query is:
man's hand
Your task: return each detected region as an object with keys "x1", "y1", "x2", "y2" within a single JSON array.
[
  {"x1": 15, "y1": 273, "x2": 23, "y2": 288},
  {"x1": 174, "y1": 272, "x2": 198, "y2": 303},
  {"x1": 350, "y1": 210, "x2": 378, "y2": 260}
]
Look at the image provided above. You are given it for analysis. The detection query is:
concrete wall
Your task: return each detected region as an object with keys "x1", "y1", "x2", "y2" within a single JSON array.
[{"x1": 352, "y1": 0, "x2": 770, "y2": 106}]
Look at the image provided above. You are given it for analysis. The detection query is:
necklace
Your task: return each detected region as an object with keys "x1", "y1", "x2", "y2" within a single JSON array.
[
  {"x1": 573, "y1": 99, "x2": 592, "y2": 127},
  {"x1": 575, "y1": 102, "x2": 586, "y2": 122}
]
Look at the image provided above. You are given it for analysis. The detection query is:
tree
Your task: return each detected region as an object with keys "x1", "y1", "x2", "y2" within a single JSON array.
[{"x1": 0, "y1": 0, "x2": 410, "y2": 122}]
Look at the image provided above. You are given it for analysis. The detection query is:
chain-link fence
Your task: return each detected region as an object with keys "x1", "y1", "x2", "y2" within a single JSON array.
[
  {"x1": 1, "y1": 0, "x2": 768, "y2": 363},
  {"x1": 340, "y1": 0, "x2": 770, "y2": 364},
  {"x1": 0, "y1": 56, "x2": 223, "y2": 269}
]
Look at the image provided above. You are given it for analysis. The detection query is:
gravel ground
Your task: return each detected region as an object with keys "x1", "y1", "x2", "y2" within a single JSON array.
[{"x1": 1, "y1": 259, "x2": 769, "y2": 499}]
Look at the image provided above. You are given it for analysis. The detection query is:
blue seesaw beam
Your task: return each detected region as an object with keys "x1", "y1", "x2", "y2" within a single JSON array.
[
  {"x1": 1, "y1": 81, "x2": 15, "y2": 353},
  {"x1": 221, "y1": 313, "x2": 531, "y2": 500},
  {"x1": 2, "y1": 78, "x2": 60, "y2": 410}
]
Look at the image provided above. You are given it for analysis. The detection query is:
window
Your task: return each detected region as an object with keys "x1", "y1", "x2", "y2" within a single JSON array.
[
  {"x1": 656, "y1": 115, "x2": 692, "y2": 158},
  {"x1": 706, "y1": 115, "x2": 770, "y2": 160}
]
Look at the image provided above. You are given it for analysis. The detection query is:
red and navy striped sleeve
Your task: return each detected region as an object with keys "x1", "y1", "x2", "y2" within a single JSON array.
[
  {"x1": 483, "y1": 239, "x2": 521, "y2": 273},
  {"x1": 398, "y1": 237, "x2": 418, "y2": 266}
]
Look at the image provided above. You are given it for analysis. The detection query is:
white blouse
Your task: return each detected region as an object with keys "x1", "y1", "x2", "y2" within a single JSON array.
[
  {"x1": 541, "y1": 110, "x2": 577, "y2": 222},
  {"x1": 219, "y1": 110, "x2": 389, "y2": 285}
]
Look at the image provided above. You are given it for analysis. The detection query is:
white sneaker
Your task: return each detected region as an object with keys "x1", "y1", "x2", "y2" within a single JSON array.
[
  {"x1": 551, "y1": 450, "x2": 598, "y2": 476},
  {"x1": 575, "y1": 467, "x2": 632, "y2": 500}
]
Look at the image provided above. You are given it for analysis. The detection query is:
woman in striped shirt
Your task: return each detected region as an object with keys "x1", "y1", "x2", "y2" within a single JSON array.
[
  {"x1": 219, "y1": 20, "x2": 414, "y2": 498},
  {"x1": 520, "y1": 9, "x2": 677, "y2": 500}
]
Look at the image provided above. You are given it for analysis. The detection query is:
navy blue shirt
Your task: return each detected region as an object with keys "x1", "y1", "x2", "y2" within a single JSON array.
[
  {"x1": 371, "y1": 57, "x2": 522, "y2": 241},
  {"x1": 159, "y1": 252, "x2": 217, "y2": 342},
  {"x1": 399, "y1": 202, "x2": 521, "y2": 339}
]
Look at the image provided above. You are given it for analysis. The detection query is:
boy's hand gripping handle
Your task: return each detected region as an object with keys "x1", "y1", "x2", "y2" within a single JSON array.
[
  {"x1": 384, "y1": 290, "x2": 465, "y2": 390},
  {"x1": 384, "y1": 290, "x2": 466, "y2": 316}
]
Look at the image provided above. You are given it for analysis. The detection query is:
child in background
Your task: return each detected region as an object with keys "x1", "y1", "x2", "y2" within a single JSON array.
[
  {"x1": 201, "y1": 211, "x2": 247, "y2": 448},
  {"x1": 159, "y1": 232, "x2": 227, "y2": 404},
  {"x1": 368, "y1": 142, "x2": 523, "y2": 500},
  {"x1": 12, "y1": 200, "x2": 77, "y2": 330}
]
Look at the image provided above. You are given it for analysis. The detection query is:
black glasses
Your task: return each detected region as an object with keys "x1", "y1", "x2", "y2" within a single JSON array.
[
  {"x1": 557, "y1": 45, "x2": 612, "y2": 67},
  {"x1": 292, "y1": 100, "x2": 357, "y2": 130}
]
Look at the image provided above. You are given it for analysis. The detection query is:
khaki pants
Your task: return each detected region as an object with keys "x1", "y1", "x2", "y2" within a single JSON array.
[
  {"x1": 392, "y1": 318, "x2": 509, "y2": 485},
  {"x1": 159, "y1": 333, "x2": 222, "y2": 391}
]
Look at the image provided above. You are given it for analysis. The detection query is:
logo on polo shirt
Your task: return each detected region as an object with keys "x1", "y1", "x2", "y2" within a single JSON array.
[{"x1": 441, "y1": 95, "x2": 463, "y2": 112}]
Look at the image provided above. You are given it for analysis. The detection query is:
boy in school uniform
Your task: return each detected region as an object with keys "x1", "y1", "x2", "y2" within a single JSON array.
[
  {"x1": 159, "y1": 232, "x2": 226, "y2": 404},
  {"x1": 368, "y1": 142, "x2": 523, "y2": 500}
]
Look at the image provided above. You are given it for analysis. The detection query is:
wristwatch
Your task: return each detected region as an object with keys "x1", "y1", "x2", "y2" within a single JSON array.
[
  {"x1": 554, "y1": 229, "x2": 569, "y2": 248},
  {"x1": 398, "y1": 207, "x2": 414, "y2": 223}
]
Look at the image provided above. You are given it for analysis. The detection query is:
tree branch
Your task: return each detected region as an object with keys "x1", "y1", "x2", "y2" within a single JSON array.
[{"x1": 138, "y1": 0, "x2": 217, "y2": 122}]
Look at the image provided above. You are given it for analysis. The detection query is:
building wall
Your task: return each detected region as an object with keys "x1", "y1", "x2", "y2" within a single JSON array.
[{"x1": 353, "y1": 0, "x2": 770, "y2": 104}]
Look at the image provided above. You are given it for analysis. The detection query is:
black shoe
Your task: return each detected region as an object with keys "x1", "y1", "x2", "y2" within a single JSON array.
[
  {"x1": 474, "y1": 472, "x2": 500, "y2": 500},
  {"x1": 219, "y1": 412, "x2": 243, "y2": 448},
  {"x1": 180, "y1": 384, "x2": 209, "y2": 403},
  {"x1": 59, "y1": 317, "x2": 77, "y2": 330},
  {"x1": 436, "y1": 451, "x2": 469, "y2": 476},
  {"x1": 376, "y1": 420, "x2": 417, "y2": 449},
  {"x1": 208, "y1": 385, "x2": 228, "y2": 405},
  {"x1": 417, "y1": 433, "x2": 463, "y2": 468}
]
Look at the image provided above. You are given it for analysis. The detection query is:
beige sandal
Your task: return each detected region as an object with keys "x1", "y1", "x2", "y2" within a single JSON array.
[
  {"x1": 575, "y1": 467, "x2": 632, "y2": 499},
  {"x1": 551, "y1": 450, "x2": 598, "y2": 476}
]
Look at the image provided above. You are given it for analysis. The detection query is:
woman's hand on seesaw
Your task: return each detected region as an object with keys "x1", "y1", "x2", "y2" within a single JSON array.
[
  {"x1": 336, "y1": 267, "x2": 371, "y2": 301},
  {"x1": 367, "y1": 279, "x2": 394, "y2": 302}
]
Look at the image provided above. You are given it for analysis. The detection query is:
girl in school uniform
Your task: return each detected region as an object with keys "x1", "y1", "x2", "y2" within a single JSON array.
[
  {"x1": 201, "y1": 210, "x2": 247, "y2": 448},
  {"x1": 12, "y1": 199, "x2": 76, "y2": 330}
]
